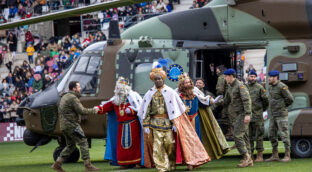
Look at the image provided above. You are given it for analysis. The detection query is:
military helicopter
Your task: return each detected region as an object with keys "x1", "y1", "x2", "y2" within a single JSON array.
[{"x1": 1, "y1": 0, "x2": 312, "y2": 161}]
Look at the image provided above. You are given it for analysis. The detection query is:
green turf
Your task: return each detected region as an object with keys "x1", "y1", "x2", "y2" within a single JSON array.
[{"x1": 0, "y1": 140, "x2": 311, "y2": 172}]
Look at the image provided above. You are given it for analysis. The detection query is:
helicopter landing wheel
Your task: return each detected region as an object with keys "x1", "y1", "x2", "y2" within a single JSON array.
[
  {"x1": 53, "y1": 146, "x2": 80, "y2": 163},
  {"x1": 291, "y1": 138, "x2": 312, "y2": 158}
]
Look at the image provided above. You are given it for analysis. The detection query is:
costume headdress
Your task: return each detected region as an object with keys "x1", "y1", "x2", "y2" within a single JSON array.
[
  {"x1": 117, "y1": 76, "x2": 129, "y2": 86},
  {"x1": 178, "y1": 72, "x2": 190, "y2": 84},
  {"x1": 149, "y1": 60, "x2": 168, "y2": 81}
]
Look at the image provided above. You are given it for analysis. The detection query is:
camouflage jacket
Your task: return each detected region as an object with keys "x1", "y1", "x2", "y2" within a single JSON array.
[
  {"x1": 246, "y1": 82, "x2": 269, "y2": 122},
  {"x1": 58, "y1": 91, "x2": 96, "y2": 131},
  {"x1": 224, "y1": 79, "x2": 252, "y2": 118},
  {"x1": 216, "y1": 74, "x2": 228, "y2": 96},
  {"x1": 268, "y1": 81, "x2": 294, "y2": 117}
]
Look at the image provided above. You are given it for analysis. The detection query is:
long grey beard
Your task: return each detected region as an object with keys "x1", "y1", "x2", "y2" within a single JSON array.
[{"x1": 112, "y1": 94, "x2": 127, "y2": 105}]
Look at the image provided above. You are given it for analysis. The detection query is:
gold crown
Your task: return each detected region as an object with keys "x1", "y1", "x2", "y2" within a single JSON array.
[
  {"x1": 178, "y1": 72, "x2": 189, "y2": 81},
  {"x1": 117, "y1": 77, "x2": 129, "y2": 85}
]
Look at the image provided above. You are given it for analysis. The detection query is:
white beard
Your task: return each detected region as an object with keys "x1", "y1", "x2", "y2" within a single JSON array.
[
  {"x1": 112, "y1": 83, "x2": 131, "y2": 105},
  {"x1": 112, "y1": 94, "x2": 128, "y2": 105}
]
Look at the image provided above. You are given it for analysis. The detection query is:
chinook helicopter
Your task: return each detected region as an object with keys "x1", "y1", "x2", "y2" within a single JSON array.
[{"x1": 1, "y1": 0, "x2": 312, "y2": 161}]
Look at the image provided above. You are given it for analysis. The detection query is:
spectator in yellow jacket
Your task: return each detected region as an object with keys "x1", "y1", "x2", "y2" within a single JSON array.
[{"x1": 26, "y1": 43, "x2": 35, "y2": 64}]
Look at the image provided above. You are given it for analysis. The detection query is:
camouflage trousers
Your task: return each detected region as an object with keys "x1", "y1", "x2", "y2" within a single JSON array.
[
  {"x1": 249, "y1": 121, "x2": 264, "y2": 153},
  {"x1": 59, "y1": 127, "x2": 90, "y2": 160},
  {"x1": 152, "y1": 129, "x2": 175, "y2": 172},
  {"x1": 233, "y1": 114, "x2": 250, "y2": 155},
  {"x1": 268, "y1": 115, "x2": 290, "y2": 150},
  {"x1": 220, "y1": 105, "x2": 231, "y2": 125}
]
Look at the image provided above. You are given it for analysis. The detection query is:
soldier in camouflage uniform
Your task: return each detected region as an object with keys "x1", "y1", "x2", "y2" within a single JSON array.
[
  {"x1": 223, "y1": 68, "x2": 253, "y2": 168},
  {"x1": 265, "y1": 70, "x2": 294, "y2": 163},
  {"x1": 216, "y1": 65, "x2": 232, "y2": 138},
  {"x1": 52, "y1": 81, "x2": 100, "y2": 172},
  {"x1": 246, "y1": 70, "x2": 269, "y2": 162}
]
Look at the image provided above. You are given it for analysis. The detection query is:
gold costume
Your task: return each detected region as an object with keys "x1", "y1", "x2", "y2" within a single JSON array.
[{"x1": 143, "y1": 90, "x2": 175, "y2": 172}]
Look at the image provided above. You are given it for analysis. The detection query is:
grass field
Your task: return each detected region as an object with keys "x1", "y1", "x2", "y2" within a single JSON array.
[{"x1": 0, "y1": 139, "x2": 311, "y2": 172}]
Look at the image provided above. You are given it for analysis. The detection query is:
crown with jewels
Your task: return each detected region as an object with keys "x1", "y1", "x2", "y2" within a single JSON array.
[
  {"x1": 178, "y1": 72, "x2": 189, "y2": 81},
  {"x1": 117, "y1": 76, "x2": 129, "y2": 85}
]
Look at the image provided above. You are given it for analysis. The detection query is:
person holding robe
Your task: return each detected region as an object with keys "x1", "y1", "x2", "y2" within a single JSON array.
[{"x1": 175, "y1": 73, "x2": 229, "y2": 161}]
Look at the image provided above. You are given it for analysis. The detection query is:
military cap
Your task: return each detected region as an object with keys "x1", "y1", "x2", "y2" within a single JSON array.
[
  {"x1": 268, "y1": 70, "x2": 280, "y2": 77},
  {"x1": 224, "y1": 68, "x2": 236, "y2": 75},
  {"x1": 248, "y1": 70, "x2": 257, "y2": 76}
]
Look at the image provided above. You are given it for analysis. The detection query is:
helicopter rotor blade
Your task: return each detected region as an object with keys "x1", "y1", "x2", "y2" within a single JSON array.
[{"x1": 0, "y1": 0, "x2": 152, "y2": 30}]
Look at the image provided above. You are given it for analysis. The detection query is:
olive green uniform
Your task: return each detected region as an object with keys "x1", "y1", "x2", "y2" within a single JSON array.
[
  {"x1": 268, "y1": 81, "x2": 294, "y2": 151},
  {"x1": 58, "y1": 91, "x2": 96, "y2": 160},
  {"x1": 216, "y1": 74, "x2": 231, "y2": 128},
  {"x1": 224, "y1": 79, "x2": 252, "y2": 155},
  {"x1": 246, "y1": 82, "x2": 269, "y2": 153}
]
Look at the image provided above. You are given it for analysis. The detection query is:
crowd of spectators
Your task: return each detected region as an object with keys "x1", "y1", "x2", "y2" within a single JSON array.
[
  {"x1": 0, "y1": 30, "x2": 107, "y2": 123},
  {"x1": 0, "y1": 0, "x2": 177, "y2": 22},
  {"x1": 0, "y1": 0, "x2": 184, "y2": 122}
]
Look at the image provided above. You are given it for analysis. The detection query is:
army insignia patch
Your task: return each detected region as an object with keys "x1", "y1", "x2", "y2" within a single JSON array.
[
  {"x1": 282, "y1": 87, "x2": 286, "y2": 90},
  {"x1": 241, "y1": 86, "x2": 244, "y2": 88},
  {"x1": 167, "y1": 64, "x2": 183, "y2": 82}
]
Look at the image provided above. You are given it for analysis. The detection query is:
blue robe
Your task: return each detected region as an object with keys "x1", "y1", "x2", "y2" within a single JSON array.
[
  {"x1": 184, "y1": 96, "x2": 203, "y2": 141},
  {"x1": 104, "y1": 110, "x2": 118, "y2": 165}
]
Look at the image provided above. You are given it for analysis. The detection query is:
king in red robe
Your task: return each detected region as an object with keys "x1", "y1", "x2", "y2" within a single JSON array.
[{"x1": 96, "y1": 77, "x2": 142, "y2": 168}]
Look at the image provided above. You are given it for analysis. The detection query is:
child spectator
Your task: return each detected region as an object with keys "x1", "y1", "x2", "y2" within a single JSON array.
[
  {"x1": 43, "y1": 75, "x2": 52, "y2": 90},
  {"x1": 32, "y1": 75, "x2": 43, "y2": 92},
  {"x1": 34, "y1": 59, "x2": 43, "y2": 73},
  {"x1": 0, "y1": 79, "x2": 9, "y2": 93},
  {"x1": 26, "y1": 42, "x2": 35, "y2": 64},
  {"x1": 48, "y1": 40, "x2": 59, "y2": 57}
]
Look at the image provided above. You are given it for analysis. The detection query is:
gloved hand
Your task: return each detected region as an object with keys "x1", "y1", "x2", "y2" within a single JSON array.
[
  {"x1": 94, "y1": 106, "x2": 99, "y2": 113},
  {"x1": 144, "y1": 128, "x2": 150, "y2": 134},
  {"x1": 213, "y1": 95, "x2": 223, "y2": 104},
  {"x1": 125, "y1": 107, "x2": 132, "y2": 115},
  {"x1": 172, "y1": 126, "x2": 177, "y2": 132}
]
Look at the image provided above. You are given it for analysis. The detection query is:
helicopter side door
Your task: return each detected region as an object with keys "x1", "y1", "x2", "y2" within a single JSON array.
[{"x1": 116, "y1": 48, "x2": 190, "y2": 95}]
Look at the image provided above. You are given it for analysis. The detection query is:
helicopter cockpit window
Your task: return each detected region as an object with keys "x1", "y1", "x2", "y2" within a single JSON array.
[
  {"x1": 75, "y1": 56, "x2": 89, "y2": 72},
  {"x1": 66, "y1": 74, "x2": 98, "y2": 94},
  {"x1": 83, "y1": 41, "x2": 106, "y2": 52},
  {"x1": 60, "y1": 55, "x2": 101, "y2": 95},
  {"x1": 87, "y1": 56, "x2": 101, "y2": 74}
]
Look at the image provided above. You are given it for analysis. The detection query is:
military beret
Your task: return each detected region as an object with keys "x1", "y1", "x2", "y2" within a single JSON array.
[
  {"x1": 224, "y1": 68, "x2": 236, "y2": 75},
  {"x1": 268, "y1": 70, "x2": 280, "y2": 77},
  {"x1": 248, "y1": 70, "x2": 257, "y2": 76}
]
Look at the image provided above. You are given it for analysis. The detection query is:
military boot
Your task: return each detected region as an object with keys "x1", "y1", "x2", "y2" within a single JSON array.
[
  {"x1": 51, "y1": 157, "x2": 66, "y2": 172},
  {"x1": 237, "y1": 153, "x2": 253, "y2": 168},
  {"x1": 254, "y1": 151, "x2": 263, "y2": 162},
  {"x1": 280, "y1": 150, "x2": 291, "y2": 162},
  {"x1": 265, "y1": 148, "x2": 279, "y2": 162},
  {"x1": 84, "y1": 159, "x2": 100, "y2": 171}
]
